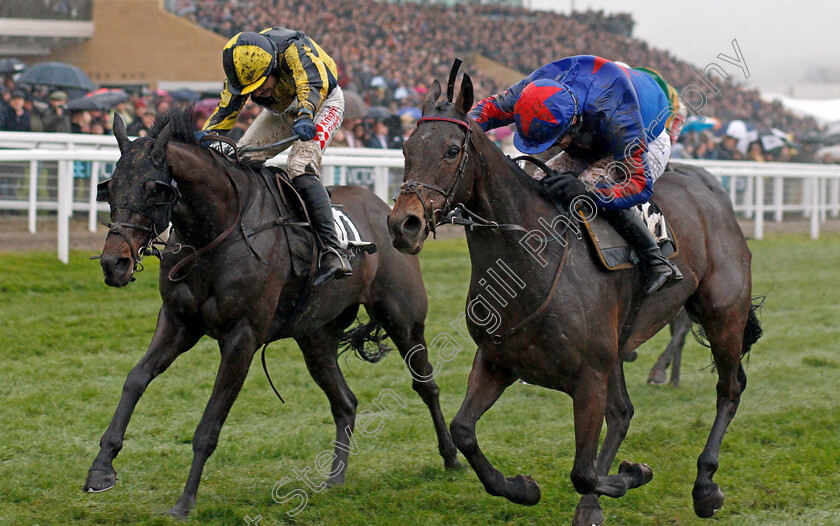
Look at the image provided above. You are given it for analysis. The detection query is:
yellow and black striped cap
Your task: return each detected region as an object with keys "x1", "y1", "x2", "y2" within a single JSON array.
[{"x1": 222, "y1": 31, "x2": 277, "y2": 95}]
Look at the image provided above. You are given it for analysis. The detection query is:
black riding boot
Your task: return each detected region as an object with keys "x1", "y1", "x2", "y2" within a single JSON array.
[
  {"x1": 293, "y1": 172, "x2": 352, "y2": 286},
  {"x1": 600, "y1": 207, "x2": 683, "y2": 295}
]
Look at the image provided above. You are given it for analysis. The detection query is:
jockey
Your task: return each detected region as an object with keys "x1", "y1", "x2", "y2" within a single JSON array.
[
  {"x1": 200, "y1": 27, "x2": 350, "y2": 286},
  {"x1": 469, "y1": 55, "x2": 683, "y2": 295},
  {"x1": 633, "y1": 66, "x2": 686, "y2": 145}
]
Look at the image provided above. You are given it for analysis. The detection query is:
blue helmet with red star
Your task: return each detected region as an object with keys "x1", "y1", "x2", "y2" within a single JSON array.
[{"x1": 513, "y1": 79, "x2": 579, "y2": 154}]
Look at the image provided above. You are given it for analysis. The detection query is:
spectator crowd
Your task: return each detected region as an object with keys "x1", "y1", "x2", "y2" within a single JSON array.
[{"x1": 1, "y1": 0, "x2": 826, "y2": 163}]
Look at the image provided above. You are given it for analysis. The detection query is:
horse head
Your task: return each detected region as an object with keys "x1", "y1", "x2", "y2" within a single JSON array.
[
  {"x1": 97, "y1": 113, "x2": 179, "y2": 286},
  {"x1": 388, "y1": 64, "x2": 477, "y2": 254}
]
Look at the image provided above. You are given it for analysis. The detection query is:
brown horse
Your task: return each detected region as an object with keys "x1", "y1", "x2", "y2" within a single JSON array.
[
  {"x1": 388, "y1": 72, "x2": 762, "y2": 525},
  {"x1": 85, "y1": 108, "x2": 459, "y2": 518}
]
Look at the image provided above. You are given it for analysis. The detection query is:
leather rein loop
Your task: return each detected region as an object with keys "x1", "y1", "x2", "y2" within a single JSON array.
[{"x1": 166, "y1": 148, "x2": 245, "y2": 282}]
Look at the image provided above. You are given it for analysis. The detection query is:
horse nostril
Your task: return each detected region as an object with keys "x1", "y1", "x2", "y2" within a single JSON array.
[
  {"x1": 402, "y1": 215, "x2": 423, "y2": 237},
  {"x1": 114, "y1": 257, "x2": 132, "y2": 276}
]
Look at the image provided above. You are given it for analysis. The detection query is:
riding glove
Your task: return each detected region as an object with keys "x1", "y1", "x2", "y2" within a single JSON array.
[
  {"x1": 194, "y1": 129, "x2": 212, "y2": 145},
  {"x1": 294, "y1": 117, "x2": 318, "y2": 141},
  {"x1": 543, "y1": 171, "x2": 589, "y2": 203}
]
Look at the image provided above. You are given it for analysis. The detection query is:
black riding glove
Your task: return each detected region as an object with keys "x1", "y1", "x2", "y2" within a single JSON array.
[
  {"x1": 542, "y1": 171, "x2": 589, "y2": 204},
  {"x1": 294, "y1": 116, "x2": 317, "y2": 141}
]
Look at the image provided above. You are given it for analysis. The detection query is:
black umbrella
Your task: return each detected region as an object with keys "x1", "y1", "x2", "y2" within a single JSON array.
[
  {"x1": 0, "y1": 58, "x2": 25, "y2": 75},
  {"x1": 66, "y1": 90, "x2": 129, "y2": 111},
  {"x1": 366, "y1": 105, "x2": 392, "y2": 119},
  {"x1": 17, "y1": 62, "x2": 96, "y2": 91},
  {"x1": 170, "y1": 88, "x2": 200, "y2": 103}
]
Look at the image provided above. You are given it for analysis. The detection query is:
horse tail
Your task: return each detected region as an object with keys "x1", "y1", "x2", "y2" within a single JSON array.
[
  {"x1": 691, "y1": 295, "x2": 764, "y2": 357},
  {"x1": 741, "y1": 297, "x2": 765, "y2": 357},
  {"x1": 338, "y1": 319, "x2": 392, "y2": 363}
]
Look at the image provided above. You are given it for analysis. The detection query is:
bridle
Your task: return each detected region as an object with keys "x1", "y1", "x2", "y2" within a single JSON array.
[
  {"x1": 399, "y1": 115, "x2": 472, "y2": 238},
  {"x1": 96, "y1": 176, "x2": 182, "y2": 276}
]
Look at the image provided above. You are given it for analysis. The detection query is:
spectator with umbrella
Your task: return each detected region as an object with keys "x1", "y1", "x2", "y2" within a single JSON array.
[
  {"x1": 42, "y1": 91, "x2": 72, "y2": 133},
  {"x1": 365, "y1": 119, "x2": 391, "y2": 148},
  {"x1": 1, "y1": 90, "x2": 31, "y2": 131},
  {"x1": 70, "y1": 109, "x2": 92, "y2": 134},
  {"x1": 127, "y1": 106, "x2": 156, "y2": 137}
]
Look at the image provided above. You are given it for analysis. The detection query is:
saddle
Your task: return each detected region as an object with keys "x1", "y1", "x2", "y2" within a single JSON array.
[
  {"x1": 578, "y1": 201, "x2": 679, "y2": 271},
  {"x1": 513, "y1": 154, "x2": 678, "y2": 272},
  {"x1": 260, "y1": 166, "x2": 376, "y2": 277}
]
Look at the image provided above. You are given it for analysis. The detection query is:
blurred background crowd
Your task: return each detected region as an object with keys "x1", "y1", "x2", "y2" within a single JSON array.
[{"x1": 1, "y1": 0, "x2": 834, "y2": 163}]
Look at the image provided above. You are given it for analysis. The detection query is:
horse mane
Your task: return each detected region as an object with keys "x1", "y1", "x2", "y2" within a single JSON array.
[
  {"x1": 148, "y1": 105, "x2": 264, "y2": 170},
  {"x1": 150, "y1": 105, "x2": 200, "y2": 145}
]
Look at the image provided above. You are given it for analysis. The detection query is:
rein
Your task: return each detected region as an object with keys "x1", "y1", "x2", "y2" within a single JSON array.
[{"x1": 166, "y1": 148, "x2": 246, "y2": 281}]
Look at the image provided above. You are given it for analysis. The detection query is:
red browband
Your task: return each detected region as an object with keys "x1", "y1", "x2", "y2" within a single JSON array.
[{"x1": 416, "y1": 116, "x2": 471, "y2": 129}]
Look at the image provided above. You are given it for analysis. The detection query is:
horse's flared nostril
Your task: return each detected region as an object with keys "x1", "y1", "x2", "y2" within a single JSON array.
[
  {"x1": 101, "y1": 254, "x2": 134, "y2": 286},
  {"x1": 402, "y1": 215, "x2": 423, "y2": 237},
  {"x1": 114, "y1": 257, "x2": 132, "y2": 277}
]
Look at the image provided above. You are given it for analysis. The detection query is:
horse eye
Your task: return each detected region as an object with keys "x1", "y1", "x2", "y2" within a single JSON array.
[{"x1": 447, "y1": 146, "x2": 460, "y2": 158}]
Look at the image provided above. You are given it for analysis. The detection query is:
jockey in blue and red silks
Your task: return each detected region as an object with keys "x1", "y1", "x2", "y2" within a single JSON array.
[{"x1": 469, "y1": 55, "x2": 683, "y2": 295}]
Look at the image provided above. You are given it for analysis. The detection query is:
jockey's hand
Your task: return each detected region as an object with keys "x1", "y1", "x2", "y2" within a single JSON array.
[
  {"x1": 294, "y1": 117, "x2": 317, "y2": 141},
  {"x1": 543, "y1": 171, "x2": 589, "y2": 203},
  {"x1": 194, "y1": 129, "x2": 212, "y2": 145}
]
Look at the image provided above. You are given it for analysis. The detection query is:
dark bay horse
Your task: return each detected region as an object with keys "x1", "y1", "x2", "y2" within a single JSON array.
[
  {"x1": 388, "y1": 74, "x2": 762, "y2": 525},
  {"x1": 85, "y1": 109, "x2": 459, "y2": 518}
]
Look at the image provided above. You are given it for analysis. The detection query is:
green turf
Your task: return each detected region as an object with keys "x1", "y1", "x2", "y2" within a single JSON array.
[{"x1": 1, "y1": 232, "x2": 838, "y2": 525}]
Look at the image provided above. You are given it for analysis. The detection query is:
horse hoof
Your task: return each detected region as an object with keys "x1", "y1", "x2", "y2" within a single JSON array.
[
  {"x1": 693, "y1": 484, "x2": 724, "y2": 518},
  {"x1": 619, "y1": 460, "x2": 653, "y2": 488},
  {"x1": 326, "y1": 475, "x2": 346, "y2": 488},
  {"x1": 445, "y1": 458, "x2": 465, "y2": 471},
  {"x1": 572, "y1": 495, "x2": 604, "y2": 526},
  {"x1": 505, "y1": 474, "x2": 541, "y2": 506},
  {"x1": 623, "y1": 351, "x2": 638, "y2": 362},
  {"x1": 83, "y1": 469, "x2": 117, "y2": 492},
  {"x1": 165, "y1": 503, "x2": 192, "y2": 521},
  {"x1": 647, "y1": 368, "x2": 667, "y2": 384}
]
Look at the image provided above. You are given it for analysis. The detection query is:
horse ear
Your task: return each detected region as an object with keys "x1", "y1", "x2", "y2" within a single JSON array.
[
  {"x1": 455, "y1": 73, "x2": 474, "y2": 116},
  {"x1": 423, "y1": 80, "x2": 442, "y2": 115},
  {"x1": 112, "y1": 113, "x2": 130, "y2": 154},
  {"x1": 151, "y1": 121, "x2": 172, "y2": 169}
]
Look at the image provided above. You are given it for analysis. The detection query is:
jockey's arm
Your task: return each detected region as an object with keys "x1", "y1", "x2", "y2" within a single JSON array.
[
  {"x1": 202, "y1": 80, "x2": 247, "y2": 132},
  {"x1": 468, "y1": 91, "x2": 516, "y2": 132},
  {"x1": 282, "y1": 41, "x2": 331, "y2": 120},
  {"x1": 587, "y1": 141, "x2": 653, "y2": 210}
]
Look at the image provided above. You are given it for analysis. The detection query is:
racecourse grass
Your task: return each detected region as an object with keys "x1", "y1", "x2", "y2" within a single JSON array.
[{"x1": 1, "y1": 232, "x2": 839, "y2": 525}]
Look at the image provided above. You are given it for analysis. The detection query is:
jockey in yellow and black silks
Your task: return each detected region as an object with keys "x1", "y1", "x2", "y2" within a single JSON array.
[{"x1": 200, "y1": 27, "x2": 350, "y2": 286}]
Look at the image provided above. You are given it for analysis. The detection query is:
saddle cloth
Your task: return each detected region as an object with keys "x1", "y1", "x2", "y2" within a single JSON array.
[
  {"x1": 332, "y1": 207, "x2": 376, "y2": 253},
  {"x1": 261, "y1": 167, "x2": 376, "y2": 276},
  {"x1": 579, "y1": 201, "x2": 678, "y2": 271}
]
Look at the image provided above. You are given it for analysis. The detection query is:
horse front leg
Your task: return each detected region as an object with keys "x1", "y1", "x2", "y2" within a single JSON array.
[
  {"x1": 574, "y1": 361, "x2": 636, "y2": 526},
  {"x1": 84, "y1": 307, "x2": 201, "y2": 493},
  {"x1": 449, "y1": 348, "x2": 537, "y2": 504},
  {"x1": 167, "y1": 322, "x2": 259, "y2": 519},
  {"x1": 571, "y1": 370, "x2": 652, "y2": 503}
]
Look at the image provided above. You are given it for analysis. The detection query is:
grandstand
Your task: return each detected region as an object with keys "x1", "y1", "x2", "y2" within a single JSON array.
[
  {"x1": 168, "y1": 0, "x2": 815, "y2": 142},
  {"x1": 0, "y1": 0, "x2": 821, "y2": 157}
]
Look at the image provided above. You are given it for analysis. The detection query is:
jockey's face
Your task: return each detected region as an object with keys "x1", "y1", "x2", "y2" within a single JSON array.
[
  {"x1": 252, "y1": 75, "x2": 276, "y2": 98},
  {"x1": 556, "y1": 133, "x2": 573, "y2": 149}
]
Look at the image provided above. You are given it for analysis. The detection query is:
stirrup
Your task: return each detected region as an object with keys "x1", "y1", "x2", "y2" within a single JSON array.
[
  {"x1": 642, "y1": 256, "x2": 683, "y2": 295},
  {"x1": 318, "y1": 246, "x2": 352, "y2": 269},
  {"x1": 312, "y1": 247, "x2": 352, "y2": 287}
]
